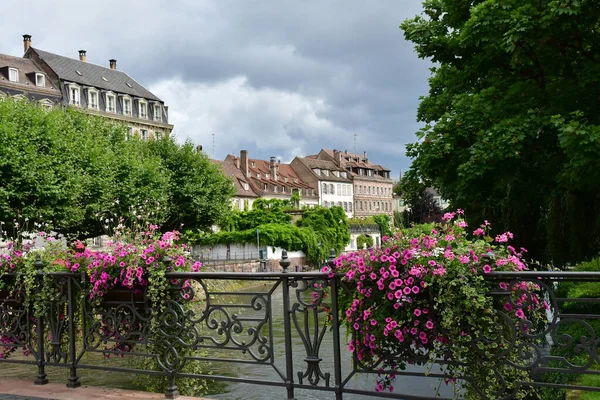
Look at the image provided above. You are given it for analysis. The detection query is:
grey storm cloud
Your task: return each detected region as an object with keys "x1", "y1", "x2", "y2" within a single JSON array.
[{"x1": 1, "y1": 0, "x2": 431, "y2": 176}]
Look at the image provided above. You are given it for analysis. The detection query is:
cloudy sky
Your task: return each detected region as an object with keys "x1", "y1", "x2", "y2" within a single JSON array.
[{"x1": 1, "y1": 0, "x2": 431, "y2": 178}]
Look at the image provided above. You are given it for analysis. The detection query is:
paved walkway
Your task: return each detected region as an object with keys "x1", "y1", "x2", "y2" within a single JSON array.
[{"x1": 0, "y1": 379, "x2": 207, "y2": 400}]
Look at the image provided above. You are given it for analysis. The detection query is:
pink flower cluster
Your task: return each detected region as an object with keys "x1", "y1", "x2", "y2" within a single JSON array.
[{"x1": 329, "y1": 211, "x2": 547, "y2": 393}]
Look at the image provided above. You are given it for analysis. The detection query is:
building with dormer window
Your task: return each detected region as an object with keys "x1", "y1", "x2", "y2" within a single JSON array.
[
  {"x1": 0, "y1": 35, "x2": 173, "y2": 139},
  {"x1": 290, "y1": 157, "x2": 354, "y2": 218},
  {"x1": 222, "y1": 150, "x2": 319, "y2": 209},
  {"x1": 315, "y1": 149, "x2": 393, "y2": 218}
]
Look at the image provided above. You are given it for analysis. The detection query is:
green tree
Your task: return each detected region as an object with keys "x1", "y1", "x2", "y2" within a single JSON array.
[
  {"x1": 401, "y1": 0, "x2": 600, "y2": 264},
  {"x1": 146, "y1": 138, "x2": 235, "y2": 231},
  {"x1": 0, "y1": 99, "x2": 233, "y2": 237}
]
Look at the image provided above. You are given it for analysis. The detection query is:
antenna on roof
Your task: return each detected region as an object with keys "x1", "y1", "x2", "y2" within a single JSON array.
[{"x1": 353, "y1": 133, "x2": 357, "y2": 154}]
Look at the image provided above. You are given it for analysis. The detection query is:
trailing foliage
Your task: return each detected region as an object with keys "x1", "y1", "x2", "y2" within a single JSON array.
[
  {"x1": 223, "y1": 198, "x2": 292, "y2": 232},
  {"x1": 0, "y1": 99, "x2": 234, "y2": 238},
  {"x1": 401, "y1": 0, "x2": 600, "y2": 264},
  {"x1": 356, "y1": 234, "x2": 374, "y2": 250},
  {"x1": 186, "y1": 205, "x2": 350, "y2": 264}
]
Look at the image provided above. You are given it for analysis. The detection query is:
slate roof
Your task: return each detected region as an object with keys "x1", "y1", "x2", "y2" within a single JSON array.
[
  {"x1": 0, "y1": 53, "x2": 61, "y2": 96},
  {"x1": 30, "y1": 48, "x2": 162, "y2": 102}
]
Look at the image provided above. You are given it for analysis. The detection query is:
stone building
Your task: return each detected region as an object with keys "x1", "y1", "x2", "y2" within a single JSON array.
[
  {"x1": 222, "y1": 150, "x2": 319, "y2": 208},
  {"x1": 1, "y1": 34, "x2": 172, "y2": 139},
  {"x1": 290, "y1": 156, "x2": 354, "y2": 218},
  {"x1": 314, "y1": 149, "x2": 393, "y2": 218}
]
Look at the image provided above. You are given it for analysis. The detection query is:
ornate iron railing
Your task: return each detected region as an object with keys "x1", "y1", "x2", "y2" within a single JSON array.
[{"x1": 1, "y1": 255, "x2": 599, "y2": 399}]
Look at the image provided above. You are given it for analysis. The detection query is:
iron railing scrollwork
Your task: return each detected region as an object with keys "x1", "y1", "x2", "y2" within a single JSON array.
[{"x1": 1, "y1": 259, "x2": 600, "y2": 399}]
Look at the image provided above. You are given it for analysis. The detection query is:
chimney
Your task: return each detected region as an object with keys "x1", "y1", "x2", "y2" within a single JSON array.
[
  {"x1": 79, "y1": 50, "x2": 87, "y2": 62},
  {"x1": 235, "y1": 156, "x2": 240, "y2": 169},
  {"x1": 333, "y1": 149, "x2": 342, "y2": 166},
  {"x1": 23, "y1": 34, "x2": 32, "y2": 53},
  {"x1": 109, "y1": 59, "x2": 117, "y2": 70},
  {"x1": 270, "y1": 157, "x2": 278, "y2": 181},
  {"x1": 240, "y1": 150, "x2": 249, "y2": 177}
]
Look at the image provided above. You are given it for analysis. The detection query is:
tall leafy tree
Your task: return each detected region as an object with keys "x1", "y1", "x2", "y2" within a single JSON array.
[
  {"x1": 146, "y1": 138, "x2": 235, "y2": 232},
  {"x1": 401, "y1": 0, "x2": 600, "y2": 264},
  {"x1": 0, "y1": 99, "x2": 233, "y2": 237}
]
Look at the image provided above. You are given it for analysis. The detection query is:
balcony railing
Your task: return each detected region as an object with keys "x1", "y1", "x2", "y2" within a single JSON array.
[{"x1": 1, "y1": 255, "x2": 599, "y2": 399}]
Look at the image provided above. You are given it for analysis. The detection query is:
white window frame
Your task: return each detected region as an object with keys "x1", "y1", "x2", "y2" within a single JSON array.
[
  {"x1": 122, "y1": 96, "x2": 132, "y2": 116},
  {"x1": 153, "y1": 103, "x2": 162, "y2": 121},
  {"x1": 125, "y1": 127, "x2": 133, "y2": 141},
  {"x1": 138, "y1": 99, "x2": 148, "y2": 119},
  {"x1": 35, "y1": 73, "x2": 45, "y2": 87},
  {"x1": 140, "y1": 129, "x2": 149, "y2": 141},
  {"x1": 105, "y1": 92, "x2": 116, "y2": 113},
  {"x1": 87, "y1": 88, "x2": 99, "y2": 111},
  {"x1": 66, "y1": 83, "x2": 81, "y2": 106},
  {"x1": 8, "y1": 68, "x2": 18, "y2": 82}
]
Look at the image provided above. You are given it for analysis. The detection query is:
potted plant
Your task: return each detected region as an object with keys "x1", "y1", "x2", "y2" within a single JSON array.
[{"x1": 327, "y1": 210, "x2": 549, "y2": 399}]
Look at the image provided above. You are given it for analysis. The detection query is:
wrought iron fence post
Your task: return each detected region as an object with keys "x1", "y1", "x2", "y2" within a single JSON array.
[
  {"x1": 327, "y1": 250, "x2": 343, "y2": 400},
  {"x1": 162, "y1": 256, "x2": 180, "y2": 400},
  {"x1": 34, "y1": 255, "x2": 48, "y2": 385},
  {"x1": 280, "y1": 250, "x2": 295, "y2": 399},
  {"x1": 66, "y1": 274, "x2": 80, "y2": 388}
]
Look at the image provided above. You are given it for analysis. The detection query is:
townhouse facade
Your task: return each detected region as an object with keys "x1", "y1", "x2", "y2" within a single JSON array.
[
  {"x1": 0, "y1": 35, "x2": 172, "y2": 139},
  {"x1": 290, "y1": 157, "x2": 354, "y2": 218},
  {"x1": 315, "y1": 149, "x2": 393, "y2": 218},
  {"x1": 222, "y1": 150, "x2": 319, "y2": 209}
]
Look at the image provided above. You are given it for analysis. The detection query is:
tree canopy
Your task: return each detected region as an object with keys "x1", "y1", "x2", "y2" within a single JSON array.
[
  {"x1": 0, "y1": 99, "x2": 234, "y2": 237},
  {"x1": 401, "y1": 0, "x2": 600, "y2": 264}
]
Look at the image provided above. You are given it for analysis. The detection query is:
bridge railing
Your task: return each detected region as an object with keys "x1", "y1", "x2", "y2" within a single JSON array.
[{"x1": 1, "y1": 255, "x2": 599, "y2": 399}]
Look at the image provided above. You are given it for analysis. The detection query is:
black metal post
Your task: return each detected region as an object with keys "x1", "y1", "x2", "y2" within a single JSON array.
[
  {"x1": 34, "y1": 255, "x2": 48, "y2": 385},
  {"x1": 66, "y1": 274, "x2": 80, "y2": 388},
  {"x1": 328, "y1": 251, "x2": 343, "y2": 400},
  {"x1": 280, "y1": 251, "x2": 295, "y2": 399}
]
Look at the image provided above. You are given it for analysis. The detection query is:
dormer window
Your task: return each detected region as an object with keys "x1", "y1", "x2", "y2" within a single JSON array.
[
  {"x1": 284, "y1": 177, "x2": 288, "y2": 183},
  {"x1": 139, "y1": 100, "x2": 148, "y2": 119},
  {"x1": 8, "y1": 68, "x2": 18, "y2": 82},
  {"x1": 153, "y1": 104, "x2": 162, "y2": 121},
  {"x1": 263, "y1": 183, "x2": 267, "y2": 191},
  {"x1": 251, "y1": 162, "x2": 256, "y2": 168},
  {"x1": 243, "y1": 182, "x2": 249, "y2": 191},
  {"x1": 314, "y1": 168, "x2": 321, "y2": 175},
  {"x1": 87, "y1": 89, "x2": 99, "y2": 110},
  {"x1": 123, "y1": 97, "x2": 132, "y2": 116},
  {"x1": 106, "y1": 92, "x2": 116, "y2": 113},
  {"x1": 35, "y1": 73, "x2": 45, "y2": 87},
  {"x1": 67, "y1": 84, "x2": 80, "y2": 106},
  {"x1": 341, "y1": 172, "x2": 347, "y2": 178},
  {"x1": 333, "y1": 171, "x2": 339, "y2": 177},
  {"x1": 266, "y1": 173, "x2": 270, "y2": 179},
  {"x1": 323, "y1": 170, "x2": 330, "y2": 176}
]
